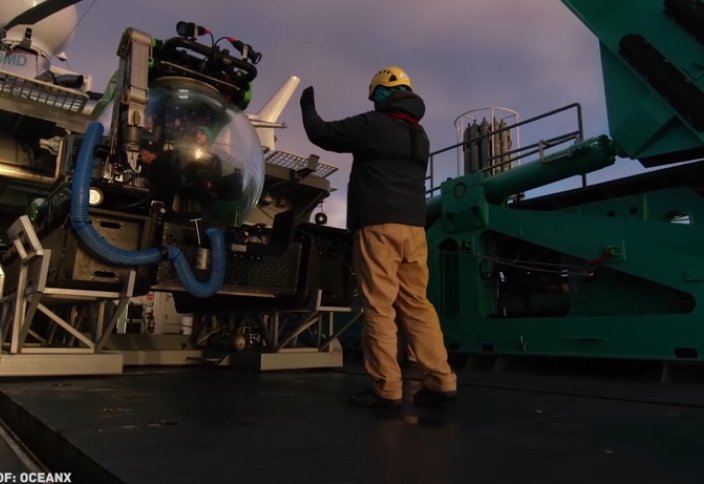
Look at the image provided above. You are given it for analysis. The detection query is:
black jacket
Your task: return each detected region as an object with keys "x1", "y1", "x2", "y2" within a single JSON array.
[{"x1": 301, "y1": 92, "x2": 430, "y2": 231}]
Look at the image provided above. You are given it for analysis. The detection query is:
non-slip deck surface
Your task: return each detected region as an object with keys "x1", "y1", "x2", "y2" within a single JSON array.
[
  {"x1": 0, "y1": 426, "x2": 27, "y2": 473},
  {"x1": 1, "y1": 366, "x2": 704, "y2": 484}
]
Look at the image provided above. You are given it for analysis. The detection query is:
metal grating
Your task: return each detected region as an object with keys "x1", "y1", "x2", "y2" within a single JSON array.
[
  {"x1": 264, "y1": 150, "x2": 338, "y2": 178},
  {"x1": 224, "y1": 243, "x2": 302, "y2": 294},
  {"x1": 0, "y1": 69, "x2": 88, "y2": 113}
]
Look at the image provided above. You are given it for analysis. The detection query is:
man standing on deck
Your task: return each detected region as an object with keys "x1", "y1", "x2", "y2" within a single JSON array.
[{"x1": 300, "y1": 66, "x2": 457, "y2": 408}]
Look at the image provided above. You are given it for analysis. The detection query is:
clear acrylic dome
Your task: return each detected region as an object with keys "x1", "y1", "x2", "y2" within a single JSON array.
[{"x1": 139, "y1": 77, "x2": 265, "y2": 227}]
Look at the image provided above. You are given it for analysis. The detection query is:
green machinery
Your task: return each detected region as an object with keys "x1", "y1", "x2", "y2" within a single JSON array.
[{"x1": 426, "y1": 0, "x2": 704, "y2": 362}]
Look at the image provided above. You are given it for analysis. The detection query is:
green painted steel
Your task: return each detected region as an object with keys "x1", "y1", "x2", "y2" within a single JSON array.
[
  {"x1": 427, "y1": 182, "x2": 704, "y2": 360},
  {"x1": 370, "y1": 0, "x2": 704, "y2": 364},
  {"x1": 484, "y1": 136, "x2": 615, "y2": 203},
  {"x1": 562, "y1": 0, "x2": 704, "y2": 166},
  {"x1": 426, "y1": 136, "x2": 616, "y2": 232},
  {"x1": 425, "y1": 85, "x2": 704, "y2": 361}
]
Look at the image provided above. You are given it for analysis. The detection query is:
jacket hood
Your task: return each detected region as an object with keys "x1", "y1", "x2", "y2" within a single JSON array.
[{"x1": 375, "y1": 91, "x2": 425, "y2": 120}]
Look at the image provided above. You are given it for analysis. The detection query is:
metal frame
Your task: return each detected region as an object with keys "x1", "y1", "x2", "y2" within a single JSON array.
[
  {"x1": 453, "y1": 106, "x2": 521, "y2": 177},
  {"x1": 0, "y1": 216, "x2": 357, "y2": 374},
  {"x1": 427, "y1": 103, "x2": 584, "y2": 196},
  {"x1": 0, "y1": 69, "x2": 92, "y2": 133},
  {"x1": 201, "y1": 290, "x2": 361, "y2": 371},
  {"x1": 265, "y1": 150, "x2": 338, "y2": 179},
  {"x1": 0, "y1": 216, "x2": 125, "y2": 376},
  {"x1": 107, "y1": 334, "x2": 205, "y2": 366}
]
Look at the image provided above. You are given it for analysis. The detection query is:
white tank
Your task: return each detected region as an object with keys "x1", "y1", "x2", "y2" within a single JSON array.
[{"x1": 1, "y1": 0, "x2": 79, "y2": 60}]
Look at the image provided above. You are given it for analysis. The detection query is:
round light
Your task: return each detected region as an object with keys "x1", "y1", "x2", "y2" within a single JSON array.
[{"x1": 88, "y1": 187, "x2": 104, "y2": 206}]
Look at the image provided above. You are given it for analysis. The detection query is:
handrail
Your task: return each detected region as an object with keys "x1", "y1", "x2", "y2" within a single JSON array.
[{"x1": 426, "y1": 103, "x2": 584, "y2": 195}]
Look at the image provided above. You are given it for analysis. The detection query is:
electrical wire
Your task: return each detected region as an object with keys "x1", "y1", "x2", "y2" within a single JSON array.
[
  {"x1": 436, "y1": 248, "x2": 596, "y2": 277},
  {"x1": 48, "y1": 0, "x2": 98, "y2": 64}
]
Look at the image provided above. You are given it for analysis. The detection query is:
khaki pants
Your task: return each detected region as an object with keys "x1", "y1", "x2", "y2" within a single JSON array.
[{"x1": 353, "y1": 223, "x2": 457, "y2": 400}]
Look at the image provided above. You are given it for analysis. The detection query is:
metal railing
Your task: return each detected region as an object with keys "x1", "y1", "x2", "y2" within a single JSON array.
[
  {"x1": 0, "y1": 69, "x2": 88, "y2": 113},
  {"x1": 264, "y1": 150, "x2": 338, "y2": 179},
  {"x1": 426, "y1": 103, "x2": 584, "y2": 196}
]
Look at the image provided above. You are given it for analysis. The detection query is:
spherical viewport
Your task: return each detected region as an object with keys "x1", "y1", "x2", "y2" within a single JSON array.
[{"x1": 139, "y1": 77, "x2": 265, "y2": 228}]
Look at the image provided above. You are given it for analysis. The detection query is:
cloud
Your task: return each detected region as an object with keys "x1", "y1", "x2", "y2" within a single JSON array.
[{"x1": 63, "y1": 0, "x2": 617, "y2": 228}]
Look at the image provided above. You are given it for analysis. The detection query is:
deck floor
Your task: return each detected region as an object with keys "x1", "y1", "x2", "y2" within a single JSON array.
[
  {"x1": 1, "y1": 365, "x2": 704, "y2": 484},
  {"x1": 0, "y1": 428, "x2": 27, "y2": 473}
]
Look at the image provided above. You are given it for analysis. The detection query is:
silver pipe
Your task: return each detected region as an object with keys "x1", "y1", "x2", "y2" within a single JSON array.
[{"x1": 0, "y1": 163, "x2": 59, "y2": 185}]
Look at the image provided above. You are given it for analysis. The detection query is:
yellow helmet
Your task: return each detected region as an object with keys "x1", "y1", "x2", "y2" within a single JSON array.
[{"x1": 368, "y1": 66, "x2": 413, "y2": 100}]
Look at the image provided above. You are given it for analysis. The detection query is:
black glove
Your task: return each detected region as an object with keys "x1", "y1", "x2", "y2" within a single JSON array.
[{"x1": 300, "y1": 86, "x2": 315, "y2": 109}]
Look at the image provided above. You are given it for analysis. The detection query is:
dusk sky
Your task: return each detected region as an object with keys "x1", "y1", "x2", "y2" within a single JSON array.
[{"x1": 56, "y1": 0, "x2": 649, "y2": 228}]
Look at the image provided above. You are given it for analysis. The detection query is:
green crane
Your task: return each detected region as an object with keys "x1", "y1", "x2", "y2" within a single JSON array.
[{"x1": 426, "y1": 0, "x2": 704, "y2": 363}]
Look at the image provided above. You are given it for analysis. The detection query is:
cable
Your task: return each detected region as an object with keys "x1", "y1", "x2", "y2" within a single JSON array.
[
  {"x1": 48, "y1": 0, "x2": 98, "y2": 63},
  {"x1": 436, "y1": 248, "x2": 595, "y2": 277}
]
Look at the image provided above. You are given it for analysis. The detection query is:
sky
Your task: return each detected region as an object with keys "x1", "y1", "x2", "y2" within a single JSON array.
[{"x1": 53, "y1": 0, "x2": 650, "y2": 228}]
